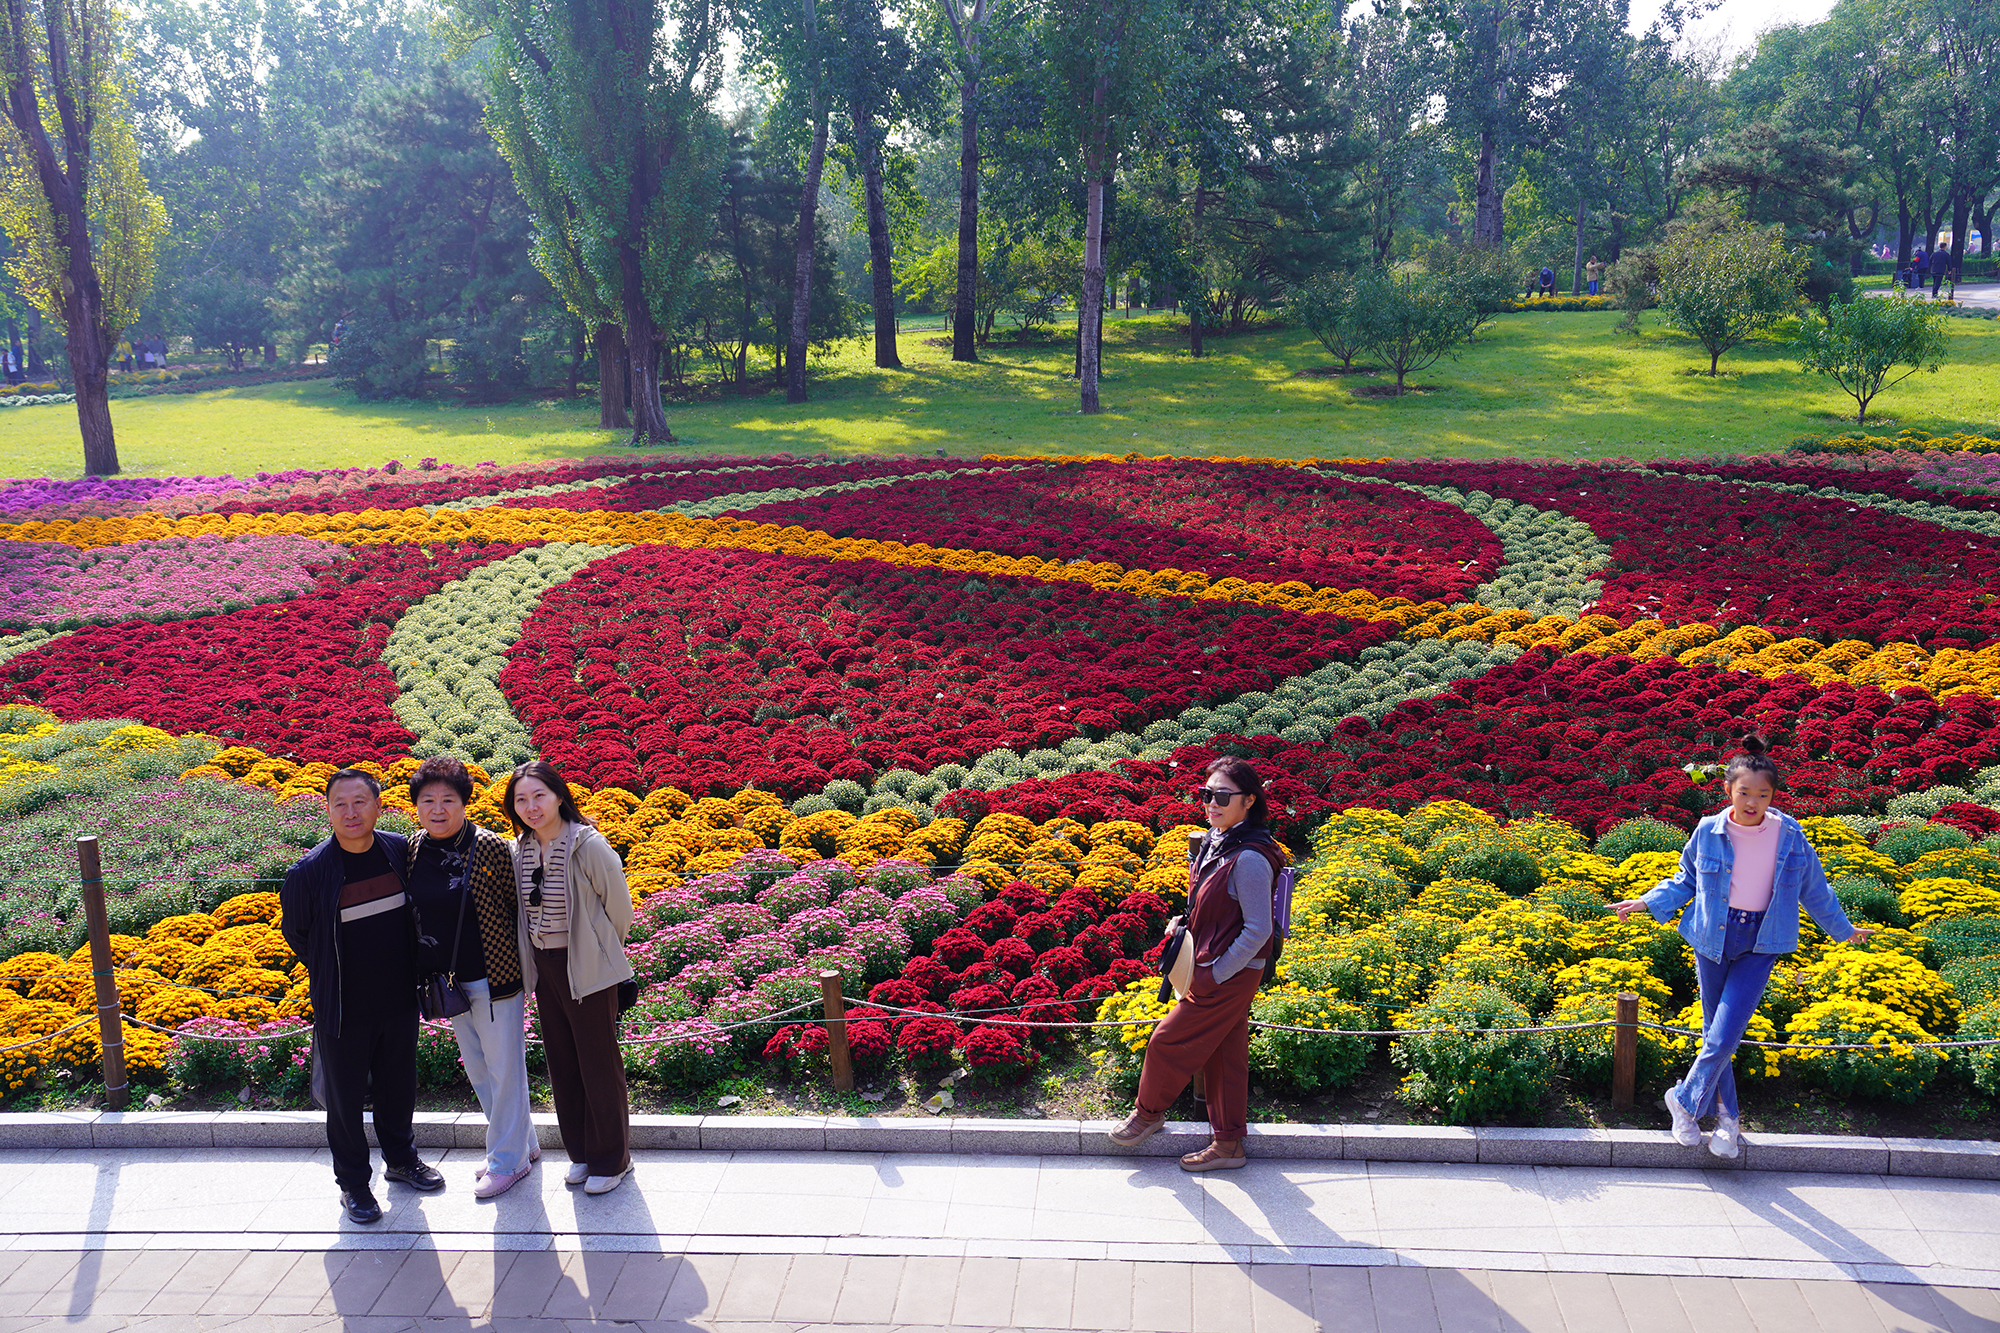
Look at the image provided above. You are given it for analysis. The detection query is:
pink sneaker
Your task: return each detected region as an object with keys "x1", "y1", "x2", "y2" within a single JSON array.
[
  {"x1": 474, "y1": 1165, "x2": 531, "y2": 1199},
  {"x1": 475, "y1": 1145, "x2": 540, "y2": 1181}
]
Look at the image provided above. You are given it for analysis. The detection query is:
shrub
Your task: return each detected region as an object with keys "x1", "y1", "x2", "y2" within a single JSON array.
[
  {"x1": 629, "y1": 1018, "x2": 738, "y2": 1091},
  {"x1": 1435, "y1": 940, "x2": 1553, "y2": 1013},
  {"x1": 957, "y1": 1023, "x2": 1038, "y2": 1080},
  {"x1": 1875, "y1": 822, "x2": 1972, "y2": 866},
  {"x1": 1960, "y1": 1001, "x2": 2000, "y2": 1098},
  {"x1": 1664, "y1": 1001, "x2": 1783, "y2": 1083},
  {"x1": 758, "y1": 875, "x2": 830, "y2": 922},
  {"x1": 1832, "y1": 876, "x2": 1906, "y2": 927},
  {"x1": 1786, "y1": 998, "x2": 1941, "y2": 1102},
  {"x1": 415, "y1": 1021, "x2": 469, "y2": 1088},
  {"x1": 1391, "y1": 983, "x2": 1554, "y2": 1123},
  {"x1": 1941, "y1": 955, "x2": 2000, "y2": 1011},
  {"x1": 1794, "y1": 950, "x2": 1959, "y2": 1033},
  {"x1": 1247, "y1": 989, "x2": 1374, "y2": 1095},
  {"x1": 1594, "y1": 819, "x2": 1687, "y2": 865},
  {"x1": 1549, "y1": 992, "x2": 1674, "y2": 1090},
  {"x1": 1918, "y1": 915, "x2": 2000, "y2": 965},
  {"x1": 1901, "y1": 878, "x2": 2000, "y2": 925},
  {"x1": 1425, "y1": 834, "x2": 1542, "y2": 896},
  {"x1": 897, "y1": 1014, "x2": 961, "y2": 1073}
]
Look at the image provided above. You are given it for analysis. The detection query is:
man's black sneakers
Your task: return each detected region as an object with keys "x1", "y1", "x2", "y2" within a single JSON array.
[
  {"x1": 342, "y1": 1189, "x2": 383, "y2": 1225},
  {"x1": 384, "y1": 1160, "x2": 446, "y2": 1191}
]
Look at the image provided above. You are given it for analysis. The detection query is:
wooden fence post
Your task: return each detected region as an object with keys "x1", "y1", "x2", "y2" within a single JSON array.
[
  {"x1": 77, "y1": 836, "x2": 128, "y2": 1110},
  {"x1": 819, "y1": 970, "x2": 854, "y2": 1093},
  {"x1": 1611, "y1": 990, "x2": 1639, "y2": 1110}
]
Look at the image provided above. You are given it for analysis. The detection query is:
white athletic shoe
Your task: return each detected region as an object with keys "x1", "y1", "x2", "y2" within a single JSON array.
[
  {"x1": 584, "y1": 1170, "x2": 627, "y2": 1195},
  {"x1": 1709, "y1": 1114, "x2": 1742, "y2": 1159},
  {"x1": 1666, "y1": 1090, "x2": 1701, "y2": 1147},
  {"x1": 565, "y1": 1163, "x2": 590, "y2": 1186}
]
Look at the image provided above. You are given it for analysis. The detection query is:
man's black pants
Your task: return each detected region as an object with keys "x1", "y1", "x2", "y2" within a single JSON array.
[{"x1": 315, "y1": 1006, "x2": 420, "y2": 1194}]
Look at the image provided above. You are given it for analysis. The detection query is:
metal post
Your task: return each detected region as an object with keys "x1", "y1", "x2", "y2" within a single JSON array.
[
  {"x1": 819, "y1": 970, "x2": 853, "y2": 1093},
  {"x1": 1611, "y1": 991, "x2": 1639, "y2": 1111},
  {"x1": 77, "y1": 836, "x2": 128, "y2": 1109}
]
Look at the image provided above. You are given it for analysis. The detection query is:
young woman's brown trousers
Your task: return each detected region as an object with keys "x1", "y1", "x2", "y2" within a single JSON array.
[
  {"x1": 1135, "y1": 965, "x2": 1261, "y2": 1142},
  {"x1": 533, "y1": 946, "x2": 631, "y2": 1177}
]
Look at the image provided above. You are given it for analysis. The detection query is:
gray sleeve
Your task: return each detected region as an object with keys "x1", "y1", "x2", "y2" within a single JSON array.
[{"x1": 1211, "y1": 852, "x2": 1275, "y2": 982}]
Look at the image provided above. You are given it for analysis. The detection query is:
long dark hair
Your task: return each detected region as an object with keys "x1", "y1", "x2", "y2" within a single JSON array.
[
  {"x1": 1723, "y1": 733, "x2": 1781, "y2": 789},
  {"x1": 1205, "y1": 755, "x2": 1269, "y2": 827},
  {"x1": 503, "y1": 760, "x2": 587, "y2": 836}
]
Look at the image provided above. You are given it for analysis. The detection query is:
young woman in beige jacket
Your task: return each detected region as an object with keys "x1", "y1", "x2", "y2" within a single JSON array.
[{"x1": 505, "y1": 761, "x2": 636, "y2": 1194}]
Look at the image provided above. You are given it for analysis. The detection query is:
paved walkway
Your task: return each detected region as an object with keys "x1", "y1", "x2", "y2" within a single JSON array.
[
  {"x1": 1865, "y1": 281, "x2": 2000, "y2": 307},
  {"x1": 1, "y1": 1145, "x2": 1996, "y2": 1331}
]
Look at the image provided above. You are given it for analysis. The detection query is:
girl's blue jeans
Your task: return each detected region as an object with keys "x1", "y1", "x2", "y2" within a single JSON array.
[{"x1": 1672, "y1": 909, "x2": 1776, "y2": 1122}]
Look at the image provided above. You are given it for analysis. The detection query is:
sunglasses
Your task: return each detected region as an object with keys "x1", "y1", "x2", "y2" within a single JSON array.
[
  {"x1": 528, "y1": 865, "x2": 544, "y2": 908},
  {"x1": 1192, "y1": 788, "x2": 1246, "y2": 805}
]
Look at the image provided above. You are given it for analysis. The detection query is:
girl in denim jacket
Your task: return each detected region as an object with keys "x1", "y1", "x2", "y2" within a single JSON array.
[{"x1": 1611, "y1": 735, "x2": 1873, "y2": 1158}]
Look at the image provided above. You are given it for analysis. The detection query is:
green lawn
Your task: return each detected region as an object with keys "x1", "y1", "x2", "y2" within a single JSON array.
[{"x1": 6, "y1": 310, "x2": 1998, "y2": 479}]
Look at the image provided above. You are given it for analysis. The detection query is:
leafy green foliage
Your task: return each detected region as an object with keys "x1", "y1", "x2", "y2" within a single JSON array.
[
  {"x1": 1794, "y1": 295, "x2": 1951, "y2": 425},
  {"x1": 1593, "y1": 818, "x2": 1687, "y2": 865},
  {"x1": 1392, "y1": 982, "x2": 1553, "y2": 1123},
  {"x1": 1655, "y1": 218, "x2": 1806, "y2": 375}
]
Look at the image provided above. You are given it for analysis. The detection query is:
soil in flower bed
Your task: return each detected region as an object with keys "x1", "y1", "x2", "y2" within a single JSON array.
[{"x1": 17, "y1": 1054, "x2": 1994, "y2": 1144}]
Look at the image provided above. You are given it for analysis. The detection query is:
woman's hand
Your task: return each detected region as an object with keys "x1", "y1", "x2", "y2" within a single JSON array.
[
  {"x1": 1610, "y1": 899, "x2": 1650, "y2": 923},
  {"x1": 1846, "y1": 925, "x2": 1877, "y2": 945}
]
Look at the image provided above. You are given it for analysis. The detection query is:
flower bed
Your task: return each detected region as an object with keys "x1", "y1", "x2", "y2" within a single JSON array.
[{"x1": 1, "y1": 452, "x2": 1998, "y2": 1119}]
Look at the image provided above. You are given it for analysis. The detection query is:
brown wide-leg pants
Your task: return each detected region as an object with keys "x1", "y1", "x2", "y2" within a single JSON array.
[
  {"x1": 1135, "y1": 965, "x2": 1261, "y2": 1143},
  {"x1": 534, "y1": 946, "x2": 632, "y2": 1177}
]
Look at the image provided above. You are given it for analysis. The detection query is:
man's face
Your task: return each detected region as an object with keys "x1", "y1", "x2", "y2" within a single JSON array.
[{"x1": 327, "y1": 779, "x2": 382, "y2": 844}]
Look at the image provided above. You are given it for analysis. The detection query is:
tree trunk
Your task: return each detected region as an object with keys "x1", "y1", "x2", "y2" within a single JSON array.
[
  {"x1": 595, "y1": 323, "x2": 630, "y2": 429},
  {"x1": 567, "y1": 321, "x2": 583, "y2": 400},
  {"x1": 1188, "y1": 180, "x2": 1205, "y2": 359},
  {"x1": 1949, "y1": 188, "x2": 1973, "y2": 276},
  {"x1": 26, "y1": 311, "x2": 45, "y2": 376},
  {"x1": 620, "y1": 236, "x2": 672, "y2": 443},
  {"x1": 952, "y1": 67, "x2": 980, "y2": 362},
  {"x1": 1570, "y1": 191, "x2": 1588, "y2": 295},
  {"x1": 1474, "y1": 126, "x2": 1503, "y2": 248},
  {"x1": 1079, "y1": 140, "x2": 1108, "y2": 414},
  {"x1": 852, "y1": 100, "x2": 902, "y2": 370},
  {"x1": 789, "y1": 105, "x2": 829, "y2": 404}
]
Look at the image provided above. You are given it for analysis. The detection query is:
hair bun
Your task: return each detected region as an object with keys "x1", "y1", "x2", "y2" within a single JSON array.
[{"x1": 1738, "y1": 732, "x2": 1769, "y2": 758}]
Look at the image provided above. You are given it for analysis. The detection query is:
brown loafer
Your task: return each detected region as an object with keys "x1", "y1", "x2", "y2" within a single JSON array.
[
  {"x1": 1108, "y1": 1110, "x2": 1165, "y2": 1148},
  {"x1": 1181, "y1": 1141, "x2": 1247, "y2": 1172}
]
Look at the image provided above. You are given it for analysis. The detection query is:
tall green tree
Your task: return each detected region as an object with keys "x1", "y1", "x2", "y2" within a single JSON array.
[
  {"x1": 474, "y1": 0, "x2": 725, "y2": 440},
  {"x1": 0, "y1": 0, "x2": 169, "y2": 475},
  {"x1": 1655, "y1": 215, "x2": 1805, "y2": 374},
  {"x1": 1794, "y1": 292, "x2": 1949, "y2": 424}
]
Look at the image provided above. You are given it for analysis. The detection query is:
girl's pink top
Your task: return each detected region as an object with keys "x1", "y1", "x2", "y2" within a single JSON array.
[{"x1": 1725, "y1": 812, "x2": 1779, "y2": 912}]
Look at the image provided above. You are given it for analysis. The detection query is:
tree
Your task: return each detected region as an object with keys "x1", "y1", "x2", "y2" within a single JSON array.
[
  {"x1": 182, "y1": 276, "x2": 268, "y2": 369},
  {"x1": 475, "y1": 0, "x2": 725, "y2": 440},
  {"x1": 1423, "y1": 242, "x2": 1516, "y2": 341},
  {"x1": 937, "y1": 0, "x2": 999, "y2": 361},
  {"x1": 1361, "y1": 267, "x2": 1467, "y2": 394},
  {"x1": 0, "y1": 0, "x2": 168, "y2": 475},
  {"x1": 1346, "y1": 3, "x2": 1440, "y2": 263},
  {"x1": 1288, "y1": 269, "x2": 1368, "y2": 370},
  {"x1": 1032, "y1": 0, "x2": 1173, "y2": 413},
  {"x1": 1654, "y1": 217, "x2": 1805, "y2": 375},
  {"x1": 1794, "y1": 293, "x2": 1950, "y2": 424}
]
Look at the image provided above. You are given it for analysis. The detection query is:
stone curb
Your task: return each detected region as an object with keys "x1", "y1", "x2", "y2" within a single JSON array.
[{"x1": 1, "y1": 1111, "x2": 1994, "y2": 1180}]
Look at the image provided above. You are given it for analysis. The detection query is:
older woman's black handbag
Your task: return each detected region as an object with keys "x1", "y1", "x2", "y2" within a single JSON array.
[{"x1": 416, "y1": 879, "x2": 472, "y2": 1021}]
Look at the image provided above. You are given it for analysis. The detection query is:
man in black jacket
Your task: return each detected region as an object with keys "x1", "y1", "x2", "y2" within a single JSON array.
[{"x1": 281, "y1": 769, "x2": 443, "y2": 1224}]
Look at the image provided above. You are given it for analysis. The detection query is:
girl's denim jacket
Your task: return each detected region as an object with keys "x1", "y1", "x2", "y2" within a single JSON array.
[{"x1": 1639, "y1": 808, "x2": 1858, "y2": 962}]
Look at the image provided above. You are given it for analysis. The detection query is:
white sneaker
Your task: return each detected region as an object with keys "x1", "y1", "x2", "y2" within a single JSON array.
[
  {"x1": 565, "y1": 1163, "x2": 590, "y2": 1186},
  {"x1": 1665, "y1": 1090, "x2": 1700, "y2": 1147},
  {"x1": 584, "y1": 1170, "x2": 626, "y2": 1195},
  {"x1": 1709, "y1": 1114, "x2": 1742, "y2": 1159}
]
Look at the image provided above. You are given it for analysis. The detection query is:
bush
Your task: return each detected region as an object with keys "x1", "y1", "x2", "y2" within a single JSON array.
[
  {"x1": 1247, "y1": 989, "x2": 1374, "y2": 1095},
  {"x1": 1549, "y1": 992, "x2": 1674, "y2": 1090},
  {"x1": 1941, "y1": 955, "x2": 2000, "y2": 1011},
  {"x1": 1594, "y1": 818, "x2": 1687, "y2": 865},
  {"x1": 415, "y1": 1021, "x2": 468, "y2": 1088},
  {"x1": 897, "y1": 1014, "x2": 961, "y2": 1074},
  {"x1": 1787, "y1": 998, "x2": 1942, "y2": 1102},
  {"x1": 1875, "y1": 822, "x2": 1972, "y2": 866},
  {"x1": 1919, "y1": 915, "x2": 2000, "y2": 965},
  {"x1": 1391, "y1": 983, "x2": 1554, "y2": 1123},
  {"x1": 1793, "y1": 293, "x2": 1950, "y2": 425},
  {"x1": 1832, "y1": 876, "x2": 1906, "y2": 927},
  {"x1": 1960, "y1": 1001, "x2": 2000, "y2": 1098},
  {"x1": 629, "y1": 1018, "x2": 738, "y2": 1092}
]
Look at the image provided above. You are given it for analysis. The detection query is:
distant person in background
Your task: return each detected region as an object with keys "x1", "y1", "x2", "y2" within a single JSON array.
[
  {"x1": 1538, "y1": 266, "x2": 1556, "y2": 298},
  {"x1": 116, "y1": 338, "x2": 132, "y2": 373},
  {"x1": 1585, "y1": 255, "x2": 1606, "y2": 296},
  {"x1": 1934, "y1": 258, "x2": 1952, "y2": 299},
  {"x1": 1913, "y1": 249, "x2": 1929, "y2": 292}
]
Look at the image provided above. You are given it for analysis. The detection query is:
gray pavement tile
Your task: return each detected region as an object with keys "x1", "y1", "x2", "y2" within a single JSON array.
[
  {"x1": 1189, "y1": 1262, "x2": 1253, "y2": 1333},
  {"x1": 1129, "y1": 1260, "x2": 1195, "y2": 1333},
  {"x1": 772, "y1": 1253, "x2": 849, "y2": 1325},
  {"x1": 489, "y1": 1251, "x2": 568, "y2": 1320},
  {"x1": 254, "y1": 1251, "x2": 349, "y2": 1316},
  {"x1": 1245, "y1": 1264, "x2": 1314, "y2": 1333},
  {"x1": 1364, "y1": 1267, "x2": 1440, "y2": 1333},
  {"x1": 27, "y1": 1250, "x2": 143, "y2": 1316},
  {"x1": 658, "y1": 1252, "x2": 732, "y2": 1322},
  {"x1": 1854, "y1": 1283, "x2": 1956, "y2": 1333},
  {"x1": 191, "y1": 1253, "x2": 303, "y2": 1318},
  {"x1": 1797, "y1": 1277, "x2": 1890, "y2": 1333},
  {"x1": 424, "y1": 1249, "x2": 513, "y2": 1318},
  {"x1": 0, "y1": 1250, "x2": 82, "y2": 1298},
  {"x1": 1605, "y1": 1274, "x2": 1694, "y2": 1333},
  {"x1": 714, "y1": 1253, "x2": 794, "y2": 1323},
  {"x1": 1927, "y1": 1285, "x2": 2000, "y2": 1333},
  {"x1": 1065, "y1": 1256, "x2": 1133, "y2": 1332},
  {"x1": 1483, "y1": 1269, "x2": 1566, "y2": 1333},
  {"x1": 322, "y1": 1252, "x2": 410, "y2": 1318},
  {"x1": 139, "y1": 1251, "x2": 249, "y2": 1316},
  {"x1": 831, "y1": 1255, "x2": 905, "y2": 1325},
  {"x1": 889, "y1": 1255, "x2": 962, "y2": 1327},
  {"x1": 1724, "y1": 1276, "x2": 1813, "y2": 1333},
  {"x1": 1008, "y1": 1256, "x2": 1076, "y2": 1330},
  {"x1": 1667, "y1": 1274, "x2": 1753, "y2": 1328},
  {"x1": 586, "y1": 1252, "x2": 680, "y2": 1323},
  {"x1": 540, "y1": 1249, "x2": 629, "y2": 1319},
  {"x1": 944, "y1": 1254, "x2": 1017, "y2": 1328},
  {"x1": 366, "y1": 1249, "x2": 459, "y2": 1318},
  {"x1": 1308, "y1": 1266, "x2": 1379, "y2": 1333},
  {"x1": 1425, "y1": 1269, "x2": 1499, "y2": 1333}
]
